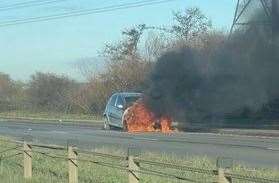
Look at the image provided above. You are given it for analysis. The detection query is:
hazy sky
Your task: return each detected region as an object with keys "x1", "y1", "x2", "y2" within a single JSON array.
[{"x1": 0, "y1": 0, "x2": 236, "y2": 81}]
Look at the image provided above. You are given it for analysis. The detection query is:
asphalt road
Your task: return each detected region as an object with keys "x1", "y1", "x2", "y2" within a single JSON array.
[{"x1": 0, "y1": 121, "x2": 279, "y2": 169}]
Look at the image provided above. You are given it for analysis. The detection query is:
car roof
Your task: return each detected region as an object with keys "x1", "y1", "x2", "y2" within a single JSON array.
[{"x1": 113, "y1": 92, "x2": 142, "y2": 97}]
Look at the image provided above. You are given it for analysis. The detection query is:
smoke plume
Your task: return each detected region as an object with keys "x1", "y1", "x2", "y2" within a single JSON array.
[{"x1": 144, "y1": 12, "x2": 279, "y2": 123}]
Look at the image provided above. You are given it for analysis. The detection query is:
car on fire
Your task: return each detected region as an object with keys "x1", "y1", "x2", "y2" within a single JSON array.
[{"x1": 103, "y1": 92, "x2": 142, "y2": 130}]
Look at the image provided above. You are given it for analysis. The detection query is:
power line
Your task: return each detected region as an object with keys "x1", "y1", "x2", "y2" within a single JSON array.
[
  {"x1": 0, "y1": 0, "x2": 68, "y2": 11},
  {"x1": 0, "y1": 0, "x2": 178, "y2": 27},
  {"x1": 0, "y1": 0, "x2": 21, "y2": 5},
  {"x1": 0, "y1": 0, "x2": 67, "y2": 10}
]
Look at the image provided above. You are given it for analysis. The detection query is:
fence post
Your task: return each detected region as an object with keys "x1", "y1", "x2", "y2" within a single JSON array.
[
  {"x1": 68, "y1": 145, "x2": 78, "y2": 183},
  {"x1": 218, "y1": 168, "x2": 232, "y2": 183},
  {"x1": 23, "y1": 141, "x2": 32, "y2": 179},
  {"x1": 217, "y1": 157, "x2": 232, "y2": 183},
  {"x1": 128, "y1": 147, "x2": 140, "y2": 183},
  {"x1": 0, "y1": 155, "x2": 2, "y2": 174}
]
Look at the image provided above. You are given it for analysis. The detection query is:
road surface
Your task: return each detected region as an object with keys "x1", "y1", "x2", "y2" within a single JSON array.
[{"x1": 0, "y1": 120, "x2": 278, "y2": 169}]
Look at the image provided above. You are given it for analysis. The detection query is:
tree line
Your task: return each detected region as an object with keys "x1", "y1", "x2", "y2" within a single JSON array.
[
  {"x1": 1, "y1": 7, "x2": 278, "y2": 121},
  {"x1": 0, "y1": 7, "x2": 214, "y2": 116}
]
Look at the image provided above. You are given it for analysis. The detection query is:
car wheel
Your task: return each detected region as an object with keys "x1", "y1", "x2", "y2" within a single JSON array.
[
  {"x1": 122, "y1": 120, "x2": 127, "y2": 132},
  {"x1": 103, "y1": 118, "x2": 111, "y2": 130}
]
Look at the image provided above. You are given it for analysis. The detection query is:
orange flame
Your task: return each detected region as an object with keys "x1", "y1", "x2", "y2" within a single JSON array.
[
  {"x1": 123, "y1": 100, "x2": 172, "y2": 133},
  {"x1": 160, "y1": 116, "x2": 172, "y2": 133}
]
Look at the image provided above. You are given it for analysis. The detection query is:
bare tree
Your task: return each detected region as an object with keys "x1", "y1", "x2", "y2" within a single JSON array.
[
  {"x1": 0, "y1": 73, "x2": 26, "y2": 111},
  {"x1": 74, "y1": 57, "x2": 105, "y2": 80},
  {"x1": 171, "y1": 7, "x2": 212, "y2": 41},
  {"x1": 144, "y1": 32, "x2": 170, "y2": 61},
  {"x1": 0, "y1": 73, "x2": 13, "y2": 102},
  {"x1": 27, "y1": 72, "x2": 77, "y2": 112},
  {"x1": 69, "y1": 7, "x2": 213, "y2": 115}
]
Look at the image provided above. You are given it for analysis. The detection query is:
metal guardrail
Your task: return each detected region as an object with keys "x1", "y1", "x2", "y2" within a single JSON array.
[{"x1": 0, "y1": 138, "x2": 278, "y2": 183}]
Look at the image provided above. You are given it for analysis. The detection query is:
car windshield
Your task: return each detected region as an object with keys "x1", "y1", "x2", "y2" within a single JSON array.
[{"x1": 125, "y1": 96, "x2": 141, "y2": 107}]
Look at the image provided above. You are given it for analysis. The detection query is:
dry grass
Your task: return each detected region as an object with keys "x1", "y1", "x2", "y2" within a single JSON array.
[
  {"x1": 0, "y1": 110, "x2": 102, "y2": 123},
  {"x1": 0, "y1": 138, "x2": 278, "y2": 183}
]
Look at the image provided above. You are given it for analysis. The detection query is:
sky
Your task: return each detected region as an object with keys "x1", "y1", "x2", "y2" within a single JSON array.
[{"x1": 0, "y1": 0, "x2": 237, "y2": 81}]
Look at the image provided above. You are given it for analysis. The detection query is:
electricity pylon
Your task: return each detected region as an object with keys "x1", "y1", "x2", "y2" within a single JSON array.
[{"x1": 230, "y1": 0, "x2": 279, "y2": 36}]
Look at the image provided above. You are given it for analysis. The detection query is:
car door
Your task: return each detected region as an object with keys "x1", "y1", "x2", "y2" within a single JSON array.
[
  {"x1": 107, "y1": 94, "x2": 117, "y2": 125},
  {"x1": 114, "y1": 95, "x2": 125, "y2": 127}
]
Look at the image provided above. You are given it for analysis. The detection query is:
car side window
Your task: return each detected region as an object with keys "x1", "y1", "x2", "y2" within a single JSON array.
[
  {"x1": 109, "y1": 95, "x2": 117, "y2": 106},
  {"x1": 116, "y1": 96, "x2": 124, "y2": 106}
]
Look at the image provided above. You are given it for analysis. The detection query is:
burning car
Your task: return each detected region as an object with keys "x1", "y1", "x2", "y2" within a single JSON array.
[
  {"x1": 103, "y1": 92, "x2": 142, "y2": 130},
  {"x1": 103, "y1": 92, "x2": 172, "y2": 133}
]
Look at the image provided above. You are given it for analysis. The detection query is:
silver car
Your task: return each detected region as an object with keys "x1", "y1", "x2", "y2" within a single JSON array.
[{"x1": 103, "y1": 92, "x2": 142, "y2": 130}]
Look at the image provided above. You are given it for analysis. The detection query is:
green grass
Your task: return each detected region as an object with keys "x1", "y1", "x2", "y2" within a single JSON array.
[
  {"x1": 0, "y1": 110, "x2": 102, "y2": 123},
  {"x1": 0, "y1": 139, "x2": 278, "y2": 183}
]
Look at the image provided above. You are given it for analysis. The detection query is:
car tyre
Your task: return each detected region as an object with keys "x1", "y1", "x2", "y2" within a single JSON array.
[
  {"x1": 122, "y1": 120, "x2": 127, "y2": 132},
  {"x1": 103, "y1": 118, "x2": 111, "y2": 130}
]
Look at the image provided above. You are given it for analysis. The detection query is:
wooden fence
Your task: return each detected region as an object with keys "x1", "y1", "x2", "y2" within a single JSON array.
[{"x1": 0, "y1": 139, "x2": 278, "y2": 183}]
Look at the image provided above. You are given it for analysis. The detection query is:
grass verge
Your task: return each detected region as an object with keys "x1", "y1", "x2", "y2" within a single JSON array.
[
  {"x1": 0, "y1": 138, "x2": 278, "y2": 183},
  {"x1": 0, "y1": 110, "x2": 103, "y2": 123}
]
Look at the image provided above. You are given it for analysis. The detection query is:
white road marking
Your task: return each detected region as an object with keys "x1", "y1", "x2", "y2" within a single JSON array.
[
  {"x1": 134, "y1": 137, "x2": 159, "y2": 141},
  {"x1": 50, "y1": 130, "x2": 68, "y2": 134}
]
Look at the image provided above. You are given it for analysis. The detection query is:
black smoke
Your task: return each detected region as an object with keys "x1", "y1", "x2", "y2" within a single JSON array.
[
  {"x1": 144, "y1": 16, "x2": 279, "y2": 123},
  {"x1": 272, "y1": 0, "x2": 279, "y2": 36}
]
